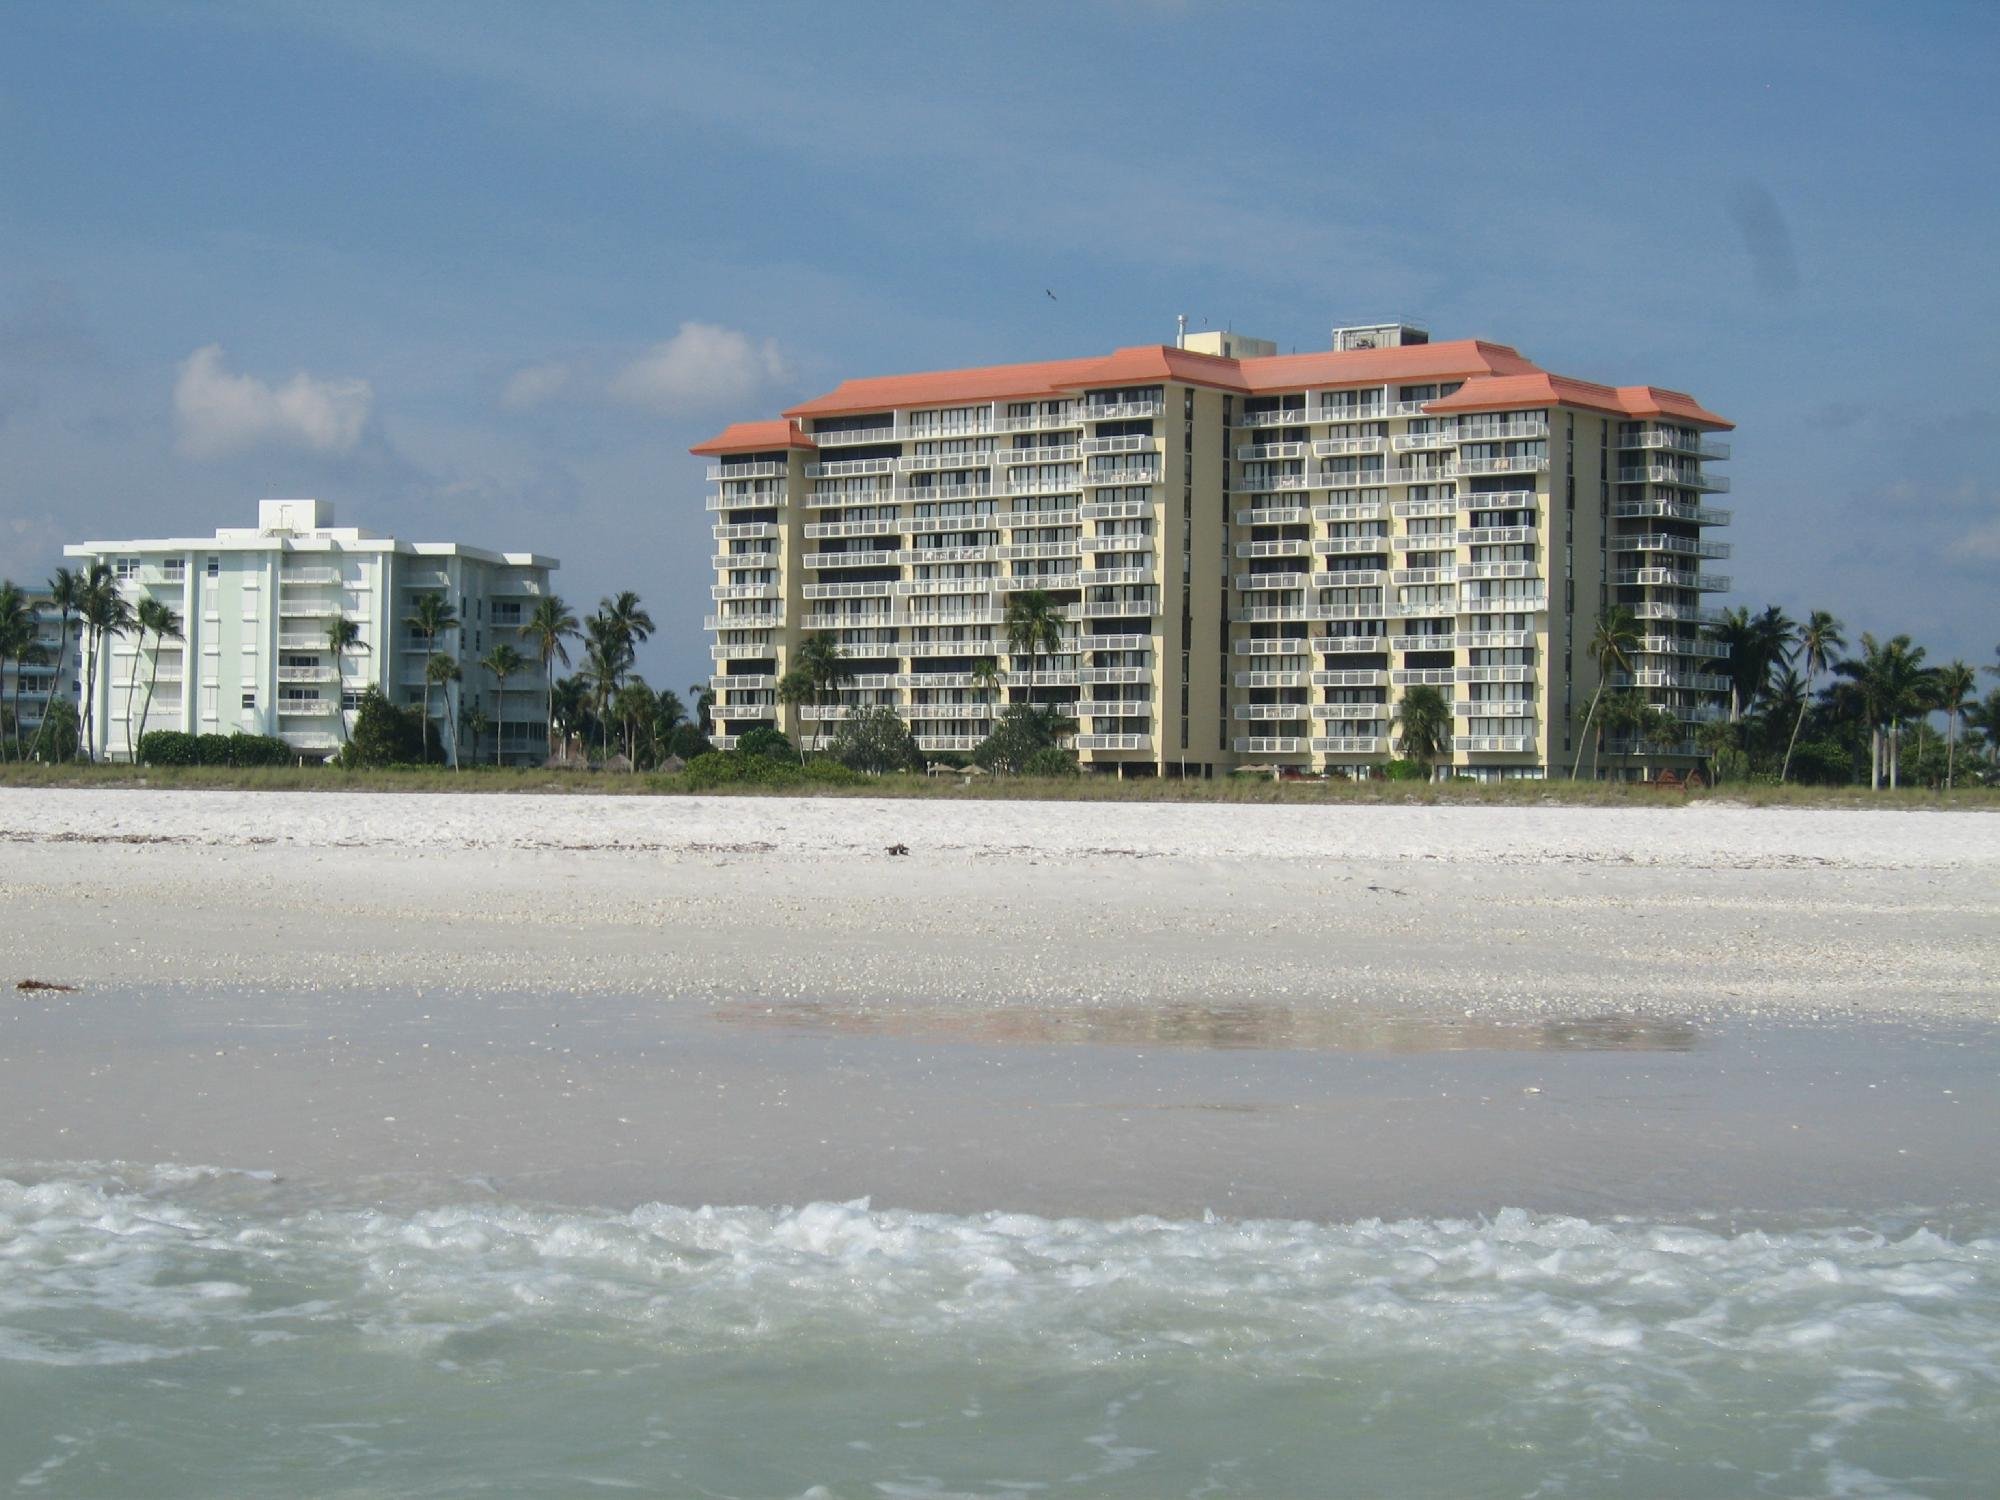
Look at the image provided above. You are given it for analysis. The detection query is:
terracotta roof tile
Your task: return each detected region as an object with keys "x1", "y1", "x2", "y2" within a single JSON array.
[{"x1": 689, "y1": 419, "x2": 816, "y2": 456}]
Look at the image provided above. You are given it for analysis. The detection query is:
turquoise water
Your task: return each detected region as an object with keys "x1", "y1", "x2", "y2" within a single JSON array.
[{"x1": 3, "y1": 1167, "x2": 1997, "y2": 1497}]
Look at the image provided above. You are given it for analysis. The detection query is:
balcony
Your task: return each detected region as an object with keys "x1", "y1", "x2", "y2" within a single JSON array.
[
  {"x1": 1237, "y1": 473, "x2": 1311, "y2": 496},
  {"x1": 1235, "y1": 572, "x2": 1309, "y2": 593},
  {"x1": 1613, "y1": 498, "x2": 1733, "y2": 526},
  {"x1": 1076, "y1": 734, "x2": 1153, "y2": 752},
  {"x1": 1457, "y1": 526, "x2": 1537, "y2": 546},
  {"x1": 1078, "y1": 435, "x2": 1156, "y2": 457},
  {"x1": 1390, "y1": 636, "x2": 1456, "y2": 654},
  {"x1": 1318, "y1": 636, "x2": 1390, "y2": 654},
  {"x1": 1236, "y1": 669, "x2": 1306, "y2": 689},
  {"x1": 1074, "y1": 699, "x2": 1154, "y2": 719},
  {"x1": 804, "y1": 518, "x2": 900, "y2": 540},
  {"x1": 994, "y1": 574, "x2": 1079, "y2": 592},
  {"x1": 277, "y1": 698, "x2": 336, "y2": 716},
  {"x1": 1613, "y1": 567, "x2": 1731, "y2": 591},
  {"x1": 1392, "y1": 667, "x2": 1458, "y2": 685},
  {"x1": 1458, "y1": 561, "x2": 1539, "y2": 582},
  {"x1": 996, "y1": 445, "x2": 1081, "y2": 466},
  {"x1": 1233, "y1": 736, "x2": 1304, "y2": 755},
  {"x1": 711, "y1": 582, "x2": 781, "y2": 601},
  {"x1": 1632, "y1": 602, "x2": 1725, "y2": 626},
  {"x1": 1077, "y1": 634, "x2": 1151, "y2": 652},
  {"x1": 803, "y1": 549, "x2": 895, "y2": 570},
  {"x1": 1080, "y1": 498, "x2": 1151, "y2": 522},
  {"x1": 1082, "y1": 598, "x2": 1159, "y2": 618},
  {"x1": 1449, "y1": 455, "x2": 1550, "y2": 477},
  {"x1": 1313, "y1": 669, "x2": 1388, "y2": 688},
  {"x1": 276, "y1": 666, "x2": 337, "y2": 683},
  {"x1": 704, "y1": 612, "x2": 784, "y2": 631},
  {"x1": 276, "y1": 602, "x2": 342, "y2": 619},
  {"x1": 1618, "y1": 465, "x2": 1730, "y2": 493},
  {"x1": 1455, "y1": 418, "x2": 1550, "y2": 442},
  {"x1": 1236, "y1": 441, "x2": 1307, "y2": 463},
  {"x1": 900, "y1": 452, "x2": 994, "y2": 474},
  {"x1": 718, "y1": 702, "x2": 778, "y2": 721},
  {"x1": 1455, "y1": 735, "x2": 1536, "y2": 754},
  {"x1": 279, "y1": 567, "x2": 340, "y2": 585},
  {"x1": 707, "y1": 461, "x2": 789, "y2": 481},
  {"x1": 1234, "y1": 506, "x2": 1312, "y2": 527},
  {"x1": 1312, "y1": 536, "x2": 1391, "y2": 556},
  {"x1": 1083, "y1": 399, "x2": 1164, "y2": 420},
  {"x1": 1312, "y1": 736, "x2": 1385, "y2": 755},
  {"x1": 1234, "y1": 703, "x2": 1311, "y2": 721},
  {"x1": 1314, "y1": 500, "x2": 1393, "y2": 523},
  {"x1": 713, "y1": 522, "x2": 779, "y2": 542},
  {"x1": 1077, "y1": 667, "x2": 1151, "y2": 686},
  {"x1": 1459, "y1": 631, "x2": 1534, "y2": 649},
  {"x1": 707, "y1": 489, "x2": 788, "y2": 512},
  {"x1": 1609, "y1": 533, "x2": 1733, "y2": 559},
  {"x1": 805, "y1": 580, "x2": 894, "y2": 600},
  {"x1": 1232, "y1": 638, "x2": 1311, "y2": 656},
  {"x1": 1388, "y1": 431, "x2": 1455, "y2": 453},
  {"x1": 1392, "y1": 567, "x2": 1457, "y2": 586},
  {"x1": 809, "y1": 425, "x2": 899, "y2": 448},
  {"x1": 1619, "y1": 429, "x2": 1730, "y2": 460},
  {"x1": 807, "y1": 457, "x2": 897, "y2": 479},
  {"x1": 1311, "y1": 436, "x2": 1387, "y2": 457},
  {"x1": 901, "y1": 483, "x2": 997, "y2": 504},
  {"x1": 1457, "y1": 666, "x2": 1537, "y2": 684},
  {"x1": 1089, "y1": 536, "x2": 1154, "y2": 557},
  {"x1": 1453, "y1": 701, "x2": 1535, "y2": 721},
  {"x1": 1316, "y1": 403, "x2": 1388, "y2": 423},
  {"x1": 904, "y1": 545, "x2": 998, "y2": 564},
  {"x1": 1457, "y1": 597, "x2": 1547, "y2": 616},
  {"x1": 1236, "y1": 540, "x2": 1311, "y2": 559},
  {"x1": 1311, "y1": 570, "x2": 1388, "y2": 590},
  {"x1": 712, "y1": 674, "x2": 777, "y2": 692},
  {"x1": 1612, "y1": 670, "x2": 1732, "y2": 693},
  {"x1": 1005, "y1": 475, "x2": 1084, "y2": 498},
  {"x1": 1458, "y1": 489, "x2": 1537, "y2": 511},
  {"x1": 998, "y1": 541, "x2": 1082, "y2": 562}
]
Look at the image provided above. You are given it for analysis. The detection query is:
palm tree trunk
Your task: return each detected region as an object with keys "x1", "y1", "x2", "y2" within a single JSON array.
[
  {"x1": 494, "y1": 680, "x2": 506, "y2": 766},
  {"x1": 138, "y1": 652, "x2": 162, "y2": 762},
  {"x1": 1781, "y1": 670, "x2": 1811, "y2": 784},
  {"x1": 1947, "y1": 714, "x2": 1958, "y2": 790},
  {"x1": 1570, "y1": 684, "x2": 1605, "y2": 780},
  {"x1": 1869, "y1": 724, "x2": 1882, "y2": 790},
  {"x1": 28, "y1": 624, "x2": 68, "y2": 761},
  {"x1": 122, "y1": 627, "x2": 146, "y2": 762},
  {"x1": 1889, "y1": 722, "x2": 1901, "y2": 789},
  {"x1": 78, "y1": 628, "x2": 98, "y2": 762},
  {"x1": 545, "y1": 660, "x2": 554, "y2": 763}
]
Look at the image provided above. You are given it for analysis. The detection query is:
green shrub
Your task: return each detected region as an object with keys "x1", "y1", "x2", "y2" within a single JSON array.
[
  {"x1": 667, "y1": 723, "x2": 712, "y2": 760},
  {"x1": 29, "y1": 699, "x2": 79, "y2": 761},
  {"x1": 228, "y1": 733, "x2": 297, "y2": 767},
  {"x1": 138, "y1": 730, "x2": 198, "y2": 766},
  {"x1": 973, "y1": 704, "x2": 1070, "y2": 774},
  {"x1": 337, "y1": 687, "x2": 425, "y2": 768},
  {"x1": 736, "y1": 726, "x2": 795, "y2": 762},
  {"x1": 1021, "y1": 745, "x2": 1080, "y2": 777},
  {"x1": 1382, "y1": 757, "x2": 1426, "y2": 781},
  {"x1": 195, "y1": 733, "x2": 234, "y2": 765},
  {"x1": 825, "y1": 705, "x2": 923, "y2": 775},
  {"x1": 677, "y1": 749, "x2": 865, "y2": 791}
]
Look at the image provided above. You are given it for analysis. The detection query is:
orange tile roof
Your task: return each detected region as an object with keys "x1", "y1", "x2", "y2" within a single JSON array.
[
  {"x1": 1237, "y1": 339, "x2": 1541, "y2": 391},
  {"x1": 771, "y1": 337, "x2": 1728, "y2": 429},
  {"x1": 689, "y1": 419, "x2": 816, "y2": 456},
  {"x1": 1427, "y1": 373, "x2": 1731, "y2": 429}
]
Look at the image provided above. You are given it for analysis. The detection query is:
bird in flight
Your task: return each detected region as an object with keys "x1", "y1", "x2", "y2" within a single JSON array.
[{"x1": 1045, "y1": 289, "x2": 1058, "y2": 301}]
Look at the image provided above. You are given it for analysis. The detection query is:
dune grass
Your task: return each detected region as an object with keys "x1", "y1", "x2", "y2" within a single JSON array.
[{"x1": 0, "y1": 761, "x2": 1994, "y2": 809}]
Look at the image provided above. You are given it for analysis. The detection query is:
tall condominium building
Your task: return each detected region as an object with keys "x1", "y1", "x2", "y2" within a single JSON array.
[
  {"x1": 692, "y1": 324, "x2": 1732, "y2": 779},
  {"x1": 64, "y1": 499, "x2": 559, "y2": 762}
]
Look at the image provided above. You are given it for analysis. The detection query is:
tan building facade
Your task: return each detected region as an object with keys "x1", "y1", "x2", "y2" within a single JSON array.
[{"x1": 693, "y1": 324, "x2": 1732, "y2": 779}]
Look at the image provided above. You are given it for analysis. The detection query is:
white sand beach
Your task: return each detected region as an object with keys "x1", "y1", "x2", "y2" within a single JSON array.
[{"x1": 2, "y1": 789, "x2": 1996, "y2": 1021}]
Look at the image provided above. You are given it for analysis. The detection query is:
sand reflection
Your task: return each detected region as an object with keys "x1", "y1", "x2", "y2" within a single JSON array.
[{"x1": 712, "y1": 1000, "x2": 1699, "y2": 1054}]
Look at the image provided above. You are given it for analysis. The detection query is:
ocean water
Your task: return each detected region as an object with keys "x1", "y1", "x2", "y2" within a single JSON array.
[{"x1": 3, "y1": 1167, "x2": 1996, "y2": 1498}]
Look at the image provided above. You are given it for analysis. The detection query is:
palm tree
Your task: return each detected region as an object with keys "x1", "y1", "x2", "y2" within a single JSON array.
[
  {"x1": 325, "y1": 615, "x2": 366, "y2": 750},
  {"x1": 481, "y1": 643, "x2": 528, "y2": 766},
  {"x1": 1004, "y1": 589, "x2": 1065, "y2": 718},
  {"x1": 790, "y1": 631, "x2": 852, "y2": 752},
  {"x1": 1570, "y1": 605, "x2": 1640, "y2": 779},
  {"x1": 583, "y1": 617, "x2": 627, "y2": 759},
  {"x1": 1780, "y1": 610, "x2": 1845, "y2": 784},
  {"x1": 552, "y1": 675, "x2": 590, "y2": 758},
  {"x1": 971, "y1": 657, "x2": 1004, "y2": 733},
  {"x1": 28, "y1": 567, "x2": 84, "y2": 761},
  {"x1": 519, "y1": 595, "x2": 579, "y2": 765},
  {"x1": 425, "y1": 653, "x2": 463, "y2": 768},
  {"x1": 1710, "y1": 604, "x2": 1795, "y2": 727},
  {"x1": 76, "y1": 564, "x2": 132, "y2": 762},
  {"x1": 404, "y1": 592, "x2": 458, "y2": 760},
  {"x1": 0, "y1": 581, "x2": 31, "y2": 755},
  {"x1": 597, "y1": 591, "x2": 654, "y2": 682},
  {"x1": 689, "y1": 681, "x2": 716, "y2": 734},
  {"x1": 1833, "y1": 633, "x2": 1934, "y2": 789},
  {"x1": 1394, "y1": 684, "x2": 1452, "y2": 780},
  {"x1": 610, "y1": 678, "x2": 656, "y2": 764},
  {"x1": 652, "y1": 687, "x2": 687, "y2": 762},
  {"x1": 1934, "y1": 660, "x2": 1978, "y2": 791},
  {"x1": 132, "y1": 600, "x2": 182, "y2": 760}
]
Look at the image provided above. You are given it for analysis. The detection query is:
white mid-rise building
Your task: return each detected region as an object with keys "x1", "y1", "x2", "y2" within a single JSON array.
[{"x1": 64, "y1": 499, "x2": 559, "y2": 762}]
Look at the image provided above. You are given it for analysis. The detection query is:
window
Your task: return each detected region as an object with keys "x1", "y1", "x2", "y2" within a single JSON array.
[
  {"x1": 163, "y1": 558, "x2": 186, "y2": 581},
  {"x1": 206, "y1": 556, "x2": 220, "y2": 577},
  {"x1": 241, "y1": 692, "x2": 256, "y2": 709},
  {"x1": 342, "y1": 691, "x2": 363, "y2": 711},
  {"x1": 114, "y1": 557, "x2": 140, "y2": 579}
]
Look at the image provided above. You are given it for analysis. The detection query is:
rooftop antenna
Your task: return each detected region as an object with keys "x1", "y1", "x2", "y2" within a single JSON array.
[{"x1": 1175, "y1": 313, "x2": 1186, "y2": 350}]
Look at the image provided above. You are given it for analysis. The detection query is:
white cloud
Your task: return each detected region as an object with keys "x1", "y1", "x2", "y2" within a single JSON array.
[
  {"x1": 608, "y1": 322, "x2": 788, "y2": 411},
  {"x1": 1952, "y1": 517, "x2": 2000, "y2": 562},
  {"x1": 173, "y1": 344, "x2": 372, "y2": 458},
  {"x1": 500, "y1": 361, "x2": 572, "y2": 410}
]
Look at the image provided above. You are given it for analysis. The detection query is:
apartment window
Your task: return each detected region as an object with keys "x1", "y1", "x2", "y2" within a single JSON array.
[
  {"x1": 114, "y1": 557, "x2": 140, "y2": 579},
  {"x1": 163, "y1": 558, "x2": 186, "y2": 581},
  {"x1": 206, "y1": 556, "x2": 221, "y2": 578},
  {"x1": 343, "y1": 691, "x2": 363, "y2": 711},
  {"x1": 241, "y1": 692, "x2": 256, "y2": 709}
]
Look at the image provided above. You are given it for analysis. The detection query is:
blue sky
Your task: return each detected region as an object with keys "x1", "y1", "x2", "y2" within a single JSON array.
[{"x1": 3, "y1": 0, "x2": 1996, "y2": 696}]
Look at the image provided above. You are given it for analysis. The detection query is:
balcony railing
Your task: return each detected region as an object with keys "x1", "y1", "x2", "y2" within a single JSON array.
[
  {"x1": 1236, "y1": 442, "x2": 1306, "y2": 462},
  {"x1": 1618, "y1": 465, "x2": 1730, "y2": 493},
  {"x1": 1609, "y1": 533, "x2": 1733, "y2": 559},
  {"x1": 707, "y1": 461, "x2": 789, "y2": 480},
  {"x1": 1612, "y1": 498, "x2": 1733, "y2": 526},
  {"x1": 1074, "y1": 734, "x2": 1152, "y2": 751},
  {"x1": 1083, "y1": 399, "x2": 1164, "y2": 420},
  {"x1": 1619, "y1": 429, "x2": 1730, "y2": 460},
  {"x1": 802, "y1": 550, "x2": 896, "y2": 570},
  {"x1": 1312, "y1": 736, "x2": 1385, "y2": 754},
  {"x1": 1454, "y1": 735, "x2": 1536, "y2": 754},
  {"x1": 1233, "y1": 703, "x2": 1311, "y2": 721},
  {"x1": 1235, "y1": 505, "x2": 1311, "y2": 526},
  {"x1": 1311, "y1": 436, "x2": 1386, "y2": 457},
  {"x1": 1613, "y1": 567, "x2": 1731, "y2": 591},
  {"x1": 1232, "y1": 736, "x2": 1304, "y2": 754},
  {"x1": 707, "y1": 489, "x2": 787, "y2": 512}
]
